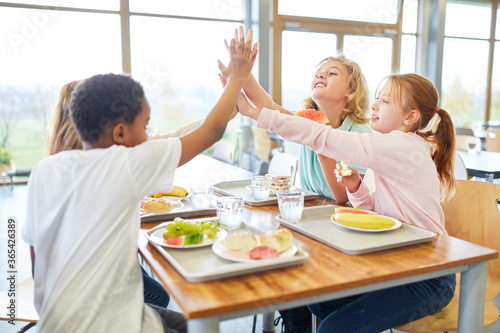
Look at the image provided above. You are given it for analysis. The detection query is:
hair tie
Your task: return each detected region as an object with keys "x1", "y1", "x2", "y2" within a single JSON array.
[
  {"x1": 435, "y1": 106, "x2": 439, "y2": 113},
  {"x1": 70, "y1": 81, "x2": 78, "y2": 85}
]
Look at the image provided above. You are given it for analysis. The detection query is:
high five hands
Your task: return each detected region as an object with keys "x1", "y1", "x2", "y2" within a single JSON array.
[{"x1": 218, "y1": 26, "x2": 261, "y2": 121}]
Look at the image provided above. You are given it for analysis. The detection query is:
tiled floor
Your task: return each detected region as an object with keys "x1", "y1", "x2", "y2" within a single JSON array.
[{"x1": 1, "y1": 184, "x2": 499, "y2": 333}]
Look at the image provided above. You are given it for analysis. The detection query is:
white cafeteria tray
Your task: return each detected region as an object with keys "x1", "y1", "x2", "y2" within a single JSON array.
[
  {"x1": 144, "y1": 222, "x2": 309, "y2": 282},
  {"x1": 141, "y1": 200, "x2": 217, "y2": 223},
  {"x1": 278, "y1": 205, "x2": 437, "y2": 255},
  {"x1": 212, "y1": 179, "x2": 318, "y2": 206}
]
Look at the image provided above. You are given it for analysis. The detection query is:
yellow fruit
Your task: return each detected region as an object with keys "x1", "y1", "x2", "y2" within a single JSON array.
[
  {"x1": 333, "y1": 213, "x2": 395, "y2": 229},
  {"x1": 162, "y1": 186, "x2": 188, "y2": 197}
]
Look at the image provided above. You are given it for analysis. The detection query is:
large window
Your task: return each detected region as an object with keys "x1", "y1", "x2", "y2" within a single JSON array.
[
  {"x1": 1, "y1": 1, "x2": 243, "y2": 170},
  {"x1": 0, "y1": 7, "x2": 122, "y2": 167},
  {"x1": 2, "y1": 0, "x2": 500, "y2": 172},
  {"x1": 441, "y1": 0, "x2": 498, "y2": 127}
]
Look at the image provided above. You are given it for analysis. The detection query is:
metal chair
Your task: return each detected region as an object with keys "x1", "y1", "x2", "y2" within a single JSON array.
[{"x1": 395, "y1": 180, "x2": 500, "y2": 332}]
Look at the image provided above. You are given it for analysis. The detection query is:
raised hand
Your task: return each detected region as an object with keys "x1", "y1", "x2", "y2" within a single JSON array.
[
  {"x1": 334, "y1": 163, "x2": 362, "y2": 193},
  {"x1": 217, "y1": 26, "x2": 258, "y2": 86}
]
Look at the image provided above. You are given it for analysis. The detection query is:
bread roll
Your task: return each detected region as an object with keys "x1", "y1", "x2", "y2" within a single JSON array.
[
  {"x1": 222, "y1": 234, "x2": 257, "y2": 251},
  {"x1": 257, "y1": 229, "x2": 293, "y2": 253},
  {"x1": 143, "y1": 199, "x2": 173, "y2": 214}
]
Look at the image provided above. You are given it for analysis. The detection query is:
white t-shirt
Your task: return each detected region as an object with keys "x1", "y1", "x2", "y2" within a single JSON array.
[{"x1": 22, "y1": 138, "x2": 182, "y2": 333}]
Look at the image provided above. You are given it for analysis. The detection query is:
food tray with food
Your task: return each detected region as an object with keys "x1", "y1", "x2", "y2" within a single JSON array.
[
  {"x1": 212, "y1": 179, "x2": 318, "y2": 206},
  {"x1": 141, "y1": 188, "x2": 216, "y2": 223},
  {"x1": 144, "y1": 222, "x2": 309, "y2": 282},
  {"x1": 277, "y1": 205, "x2": 436, "y2": 255}
]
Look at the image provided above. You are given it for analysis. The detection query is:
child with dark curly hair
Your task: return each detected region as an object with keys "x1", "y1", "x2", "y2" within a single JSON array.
[{"x1": 22, "y1": 28, "x2": 257, "y2": 333}]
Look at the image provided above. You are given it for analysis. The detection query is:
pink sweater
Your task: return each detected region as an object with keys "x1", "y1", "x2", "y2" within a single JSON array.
[{"x1": 258, "y1": 108, "x2": 447, "y2": 235}]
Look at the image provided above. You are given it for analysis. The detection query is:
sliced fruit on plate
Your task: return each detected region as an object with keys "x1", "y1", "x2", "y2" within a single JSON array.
[
  {"x1": 165, "y1": 232, "x2": 204, "y2": 246},
  {"x1": 334, "y1": 207, "x2": 378, "y2": 215},
  {"x1": 332, "y1": 213, "x2": 395, "y2": 229},
  {"x1": 148, "y1": 186, "x2": 188, "y2": 198},
  {"x1": 249, "y1": 246, "x2": 279, "y2": 260}
]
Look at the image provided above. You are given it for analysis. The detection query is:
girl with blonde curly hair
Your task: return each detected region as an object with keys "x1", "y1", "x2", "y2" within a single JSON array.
[{"x1": 225, "y1": 54, "x2": 372, "y2": 204}]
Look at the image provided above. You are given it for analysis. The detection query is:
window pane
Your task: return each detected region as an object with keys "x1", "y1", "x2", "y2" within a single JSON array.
[
  {"x1": 343, "y1": 35, "x2": 393, "y2": 98},
  {"x1": 491, "y1": 41, "x2": 500, "y2": 120},
  {"x1": 130, "y1": 0, "x2": 243, "y2": 20},
  {"x1": 497, "y1": 7, "x2": 500, "y2": 39},
  {"x1": 281, "y1": 31, "x2": 337, "y2": 110},
  {"x1": 402, "y1": 0, "x2": 418, "y2": 34},
  {"x1": 130, "y1": 17, "x2": 241, "y2": 142},
  {"x1": 0, "y1": 8, "x2": 121, "y2": 168},
  {"x1": 278, "y1": 0, "x2": 399, "y2": 24},
  {"x1": 441, "y1": 38, "x2": 489, "y2": 126},
  {"x1": 445, "y1": 1, "x2": 491, "y2": 39},
  {"x1": 400, "y1": 34, "x2": 416, "y2": 73},
  {"x1": 0, "y1": 0, "x2": 118, "y2": 10}
]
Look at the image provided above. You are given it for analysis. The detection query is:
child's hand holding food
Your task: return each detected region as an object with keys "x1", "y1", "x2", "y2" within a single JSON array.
[{"x1": 334, "y1": 161, "x2": 362, "y2": 193}]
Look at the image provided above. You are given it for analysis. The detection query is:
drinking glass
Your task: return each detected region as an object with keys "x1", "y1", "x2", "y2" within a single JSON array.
[
  {"x1": 251, "y1": 176, "x2": 271, "y2": 200},
  {"x1": 277, "y1": 191, "x2": 304, "y2": 223},
  {"x1": 190, "y1": 187, "x2": 213, "y2": 210},
  {"x1": 216, "y1": 197, "x2": 244, "y2": 230}
]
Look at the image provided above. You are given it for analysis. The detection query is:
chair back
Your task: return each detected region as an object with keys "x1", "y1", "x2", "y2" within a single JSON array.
[
  {"x1": 486, "y1": 128, "x2": 500, "y2": 153},
  {"x1": 455, "y1": 127, "x2": 474, "y2": 136},
  {"x1": 442, "y1": 180, "x2": 500, "y2": 300},
  {"x1": 455, "y1": 134, "x2": 481, "y2": 152},
  {"x1": 251, "y1": 127, "x2": 273, "y2": 162},
  {"x1": 454, "y1": 151, "x2": 468, "y2": 180},
  {"x1": 268, "y1": 152, "x2": 299, "y2": 186},
  {"x1": 212, "y1": 142, "x2": 236, "y2": 165}
]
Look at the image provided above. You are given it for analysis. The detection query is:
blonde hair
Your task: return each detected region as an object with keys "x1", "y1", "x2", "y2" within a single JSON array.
[
  {"x1": 301, "y1": 55, "x2": 370, "y2": 124},
  {"x1": 47, "y1": 82, "x2": 82, "y2": 155},
  {"x1": 380, "y1": 74, "x2": 456, "y2": 202}
]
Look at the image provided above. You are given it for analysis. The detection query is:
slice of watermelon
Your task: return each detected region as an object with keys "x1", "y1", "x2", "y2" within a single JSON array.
[
  {"x1": 165, "y1": 232, "x2": 203, "y2": 246},
  {"x1": 334, "y1": 207, "x2": 378, "y2": 215},
  {"x1": 294, "y1": 109, "x2": 329, "y2": 124}
]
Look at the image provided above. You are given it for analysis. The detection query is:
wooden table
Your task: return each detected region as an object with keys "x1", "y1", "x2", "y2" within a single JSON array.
[
  {"x1": 139, "y1": 155, "x2": 498, "y2": 332},
  {"x1": 457, "y1": 150, "x2": 500, "y2": 182}
]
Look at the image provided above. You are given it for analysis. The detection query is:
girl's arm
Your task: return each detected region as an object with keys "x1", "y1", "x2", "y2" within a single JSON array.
[
  {"x1": 178, "y1": 27, "x2": 257, "y2": 166},
  {"x1": 242, "y1": 73, "x2": 291, "y2": 114},
  {"x1": 317, "y1": 154, "x2": 349, "y2": 203}
]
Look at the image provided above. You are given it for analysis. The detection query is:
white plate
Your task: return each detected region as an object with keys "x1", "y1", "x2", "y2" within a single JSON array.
[
  {"x1": 330, "y1": 215, "x2": 402, "y2": 233},
  {"x1": 149, "y1": 226, "x2": 226, "y2": 249},
  {"x1": 141, "y1": 200, "x2": 184, "y2": 216},
  {"x1": 212, "y1": 241, "x2": 298, "y2": 263},
  {"x1": 144, "y1": 193, "x2": 192, "y2": 201},
  {"x1": 245, "y1": 185, "x2": 296, "y2": 196}
]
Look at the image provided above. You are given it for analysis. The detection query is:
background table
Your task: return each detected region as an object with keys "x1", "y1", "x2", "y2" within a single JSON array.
[{"x1": 457, "y1": 150, "x2": 500, "y2": 182}]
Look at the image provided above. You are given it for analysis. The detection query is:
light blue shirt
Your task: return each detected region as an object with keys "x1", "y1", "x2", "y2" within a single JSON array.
[{"x1": 298, "y1": 116, "x2": 372, "y2": 200}]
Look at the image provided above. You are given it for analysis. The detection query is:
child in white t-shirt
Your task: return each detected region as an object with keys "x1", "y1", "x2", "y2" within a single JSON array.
[{"x1": 22, "y1": 28, "x2": 257, "y2": 333}]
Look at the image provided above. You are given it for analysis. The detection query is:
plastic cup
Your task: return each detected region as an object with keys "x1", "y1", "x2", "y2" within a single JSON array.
[
  {"x1": 190, "y1": 187, "x2": 213, "y2": 210},
  {"x1": 216, "y1": 196, "x2": 244, "y2": 230},
  {"x1": 277, "y1": 191, "x2": 304, "y2": 223},
  {"x1": 251, "y1": 176, "x2": 271, "y2": 200}
]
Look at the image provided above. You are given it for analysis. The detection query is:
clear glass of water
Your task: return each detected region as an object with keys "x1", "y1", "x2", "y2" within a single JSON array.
[
  {"x1": 190, "y1": 187, "x2": 213, "y2": 210},
  {"x1": 277, "y1": 191, "x2": 304, "y2": 223},
  {"x1": 251, "y1": 176, "x2": 271, "y2": 200},
  {"x1": 216, "y1": 196, "x2": 244, "y2": 230}
]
